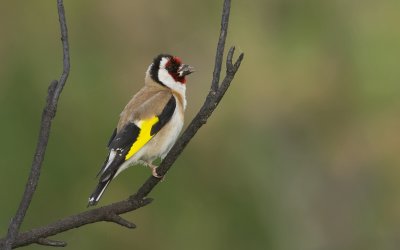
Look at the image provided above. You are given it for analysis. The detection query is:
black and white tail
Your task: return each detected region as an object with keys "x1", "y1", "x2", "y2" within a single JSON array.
[
  {"x1": 88, "y1": 148, "x2": 125, "y2": 206},
  {"x1": 88, "y1": 179, "x2": 111, "y2": 207}
]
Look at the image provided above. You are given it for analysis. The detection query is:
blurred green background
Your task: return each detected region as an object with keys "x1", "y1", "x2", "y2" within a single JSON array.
[{"x1": 1, "y1": 0, "x2": 400, "y2": 249}]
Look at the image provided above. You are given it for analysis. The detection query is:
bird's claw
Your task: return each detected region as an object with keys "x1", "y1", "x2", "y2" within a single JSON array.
[{"x1": 151, "y1": 167, "x2": 163, "y2": 179}]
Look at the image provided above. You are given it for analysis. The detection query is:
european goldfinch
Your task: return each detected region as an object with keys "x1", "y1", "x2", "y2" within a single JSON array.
[{"x1": 88, "y1": 54, "x2": 194, "y2": 206}]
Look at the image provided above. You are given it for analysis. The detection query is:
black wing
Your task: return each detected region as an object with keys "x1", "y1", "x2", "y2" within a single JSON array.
[
  {"x1": 98, "y1": 95, "x2": 176, "y2": 179},
  {"x1": 97, "y1": 123, "x2": 140, "y2": 179},
  {"x1": 151, "y1": 96, "x2": 176, "y2": 135}
]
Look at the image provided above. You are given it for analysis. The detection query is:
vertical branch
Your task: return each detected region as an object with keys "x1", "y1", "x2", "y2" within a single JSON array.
[
  {"x1": 53, "y1": 0, "x2": 70, "y2": 102},
  {"x1": 211, "y1": 0, "x2": 231, "y2": 93},
  {"x1": 2, "y1": 0, "x2": 70, "y2": 249}
]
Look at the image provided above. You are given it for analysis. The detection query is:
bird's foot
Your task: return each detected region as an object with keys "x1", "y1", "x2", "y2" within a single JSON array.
[
  {"x1": 148, "y1": 164, "x2": 164, "y2": 179},
  {"x1": 152, "y1": 167, "x2": 163, "y2": 179}
]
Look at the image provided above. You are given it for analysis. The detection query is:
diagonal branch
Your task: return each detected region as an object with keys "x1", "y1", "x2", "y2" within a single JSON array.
[
  {"x1": 136, "y1": 46, "x2": 244, "y2": 200},
  {"x1": 2, "y1": 0, "x2": 70, "y2": 249},
  {"x1": 0, "y1": 0, "x2": 244, "y2": 248}
]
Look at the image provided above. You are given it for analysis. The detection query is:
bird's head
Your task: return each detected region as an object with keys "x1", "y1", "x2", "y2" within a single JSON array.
[{"x1": 148, "y1": 54, "x2": 194, "y2": 90}]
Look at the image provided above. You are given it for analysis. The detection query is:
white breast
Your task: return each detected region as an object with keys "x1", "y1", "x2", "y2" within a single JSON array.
[{"x1": 140, "y1": 102, "x2": 184, "y2": 161}]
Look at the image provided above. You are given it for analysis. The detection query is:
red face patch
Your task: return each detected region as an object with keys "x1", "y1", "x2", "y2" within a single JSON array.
[
  {"x1": 173, "y1": 56, "x2": 182, "y2": 64},
  {"x1": 165, "y1": 57, "x2": 186, "y2": 84}
]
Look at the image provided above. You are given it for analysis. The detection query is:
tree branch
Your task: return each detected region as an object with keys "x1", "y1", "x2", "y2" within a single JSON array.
[
  {"x1": 0, "y1": 0, "x2": 244, "y2": 248},
  {"x1": 1, "y1": 198, "x2": 153, "y2": 248},
  {"x1": 2, "y1": 0, "x2": 70, "y2": 249},
  {"x1": 211, "y1": 0, "x2": 231, "y2": 93}
]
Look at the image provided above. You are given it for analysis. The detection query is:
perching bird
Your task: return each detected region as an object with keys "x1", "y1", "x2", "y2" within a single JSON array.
[{"x1": 88, "y1": 54, "x2": 194, "y2": 206}]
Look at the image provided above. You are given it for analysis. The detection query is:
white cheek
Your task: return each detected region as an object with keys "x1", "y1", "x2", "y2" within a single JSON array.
[{"x1": 158, "y1": 68, "x2": 176, "y2": 87}]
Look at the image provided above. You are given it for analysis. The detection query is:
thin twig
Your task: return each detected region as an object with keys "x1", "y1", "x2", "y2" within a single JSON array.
[
  {"x1": 2, "y1": 0, "x2": 70, "y2": 249},
  {"x1": 211, "y1": 0, "x2": 231, "y2": 93},
  {"x1": 0, "y1": 0, "x2": 244, "y2": 248}
]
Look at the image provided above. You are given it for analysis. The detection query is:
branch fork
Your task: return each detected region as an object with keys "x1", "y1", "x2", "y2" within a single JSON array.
[{"x1": 104, "y1": 214, "x2": 136, "y2": 229}]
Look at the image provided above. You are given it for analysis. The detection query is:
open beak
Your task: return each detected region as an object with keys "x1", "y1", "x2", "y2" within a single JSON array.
[{"x1": 177, "y1": 64, "x2": 195, "y2": 77}]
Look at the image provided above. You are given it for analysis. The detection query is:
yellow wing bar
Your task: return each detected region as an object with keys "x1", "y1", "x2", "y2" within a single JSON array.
[{"x1": 125, "y1": 116, "x2": 159, "y2": 160}]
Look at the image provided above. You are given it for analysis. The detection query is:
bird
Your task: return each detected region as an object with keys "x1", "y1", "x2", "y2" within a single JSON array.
[{"x1": 88, "y1": 54, "x2": 194, "y2": 206}]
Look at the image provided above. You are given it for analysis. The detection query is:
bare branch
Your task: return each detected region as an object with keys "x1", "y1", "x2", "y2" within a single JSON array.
[
  {"x1": 0, "y1": 198, "x2": 152, "y2": 248},
  {"x1": 217, "y1": 47, "x2": 244, "y2": 100},
  {"x1": 211, "y1": 0, "x2": 231, "y2": 93},
  {"x1": 2, "y1": 1, "x2": 70, "y2": 249},
  {"x1": 0, "y1": 0, "x2": 244, "y2": 248}
]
